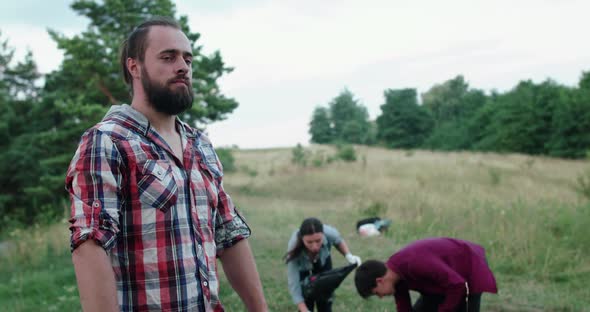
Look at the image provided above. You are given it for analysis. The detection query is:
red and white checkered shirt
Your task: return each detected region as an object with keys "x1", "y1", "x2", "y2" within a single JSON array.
[{"x1": 66, "y1": 105, "x2": 250, "y2": 312}]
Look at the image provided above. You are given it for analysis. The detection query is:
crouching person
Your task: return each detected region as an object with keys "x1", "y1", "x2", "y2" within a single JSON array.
[
  {"x1": 285, "y1": 218, "x2": 362, "y2": 312},
  {"x1": 354, "y1": 237, "x2": 497, "y2": 312}
]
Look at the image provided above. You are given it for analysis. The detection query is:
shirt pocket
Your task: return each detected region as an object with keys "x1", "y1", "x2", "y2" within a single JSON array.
[
  {"x1": 197, "y1": 143, "x2": 223, "y2": 179},
  {"x1": 137, "y1": 159, "x2": 178, "y2": 213}
]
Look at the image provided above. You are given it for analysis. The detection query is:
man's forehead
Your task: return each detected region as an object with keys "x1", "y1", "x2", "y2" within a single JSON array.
[{"x1": 146, "y1": 26, "x2": 192, "y2": 53}]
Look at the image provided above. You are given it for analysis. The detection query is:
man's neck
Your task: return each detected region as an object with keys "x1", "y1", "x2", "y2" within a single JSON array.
[
  {"x1": 131, "y1": 98, "x2": 177, "y2": 135},
  {"x1": 386, "y1": 268, "x2": 400, "y2": 286}
]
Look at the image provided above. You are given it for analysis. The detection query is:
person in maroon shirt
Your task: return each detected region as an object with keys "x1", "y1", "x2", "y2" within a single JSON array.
[{"x1": 354, "y1": 237, "x2": 497, "y2": 312}]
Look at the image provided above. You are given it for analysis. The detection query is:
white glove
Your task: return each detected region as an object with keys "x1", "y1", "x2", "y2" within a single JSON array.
[{"x1": 345, "y1": 253, "x2": 362, "y2": 267}]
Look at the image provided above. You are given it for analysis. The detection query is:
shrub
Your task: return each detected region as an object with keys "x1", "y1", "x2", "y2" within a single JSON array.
[
  {"x1": 216, "y1": 148, "x2": 236, "y2": 173},
  {"x1": 291, "y1": 143, "x2": 308, "y2": 166},
  {"x1": 488, "y1": 168, "x2": 501, "y2": 186},
  {"x1": 361, "y1": 201, "x2": 388, "y2": 217},
  {"x1": 311, "y1": 151, "x2": 326, "y2": 167},
  {"x1": 240, "y1": 165, "x2": 258, "y2": 177},
  {"x1": 523, "y1": 158, "x2": 535, "y2": 169},
  {"x1": 336, "y1": 144, "x2": 356, "y2": 162},
  {"x1": 573, "y1": 170, "x2": 590, "y2": 200}
]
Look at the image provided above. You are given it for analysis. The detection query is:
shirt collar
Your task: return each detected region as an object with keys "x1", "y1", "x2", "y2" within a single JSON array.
[{"x1": 103, "y1": 104, "x2": 198, "y2": 139}]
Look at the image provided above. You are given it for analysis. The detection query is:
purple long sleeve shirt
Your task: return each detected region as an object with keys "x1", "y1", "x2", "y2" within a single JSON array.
[{"x1": 386, "y1": 238, "x2": 497, "y2": 312}]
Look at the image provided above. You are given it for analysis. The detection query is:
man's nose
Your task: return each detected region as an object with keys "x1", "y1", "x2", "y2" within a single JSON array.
[{"x1": 175, "y1": 59, "x2": 190, "y2": 75}]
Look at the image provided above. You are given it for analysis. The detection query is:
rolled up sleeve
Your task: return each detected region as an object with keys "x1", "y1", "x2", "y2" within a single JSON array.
[
  {"x1": 65, "y1": 129, "x2": 122, "y2": 252},
  {"x1": 214, "y1": 178, "x2": 251, "y2": 252}
]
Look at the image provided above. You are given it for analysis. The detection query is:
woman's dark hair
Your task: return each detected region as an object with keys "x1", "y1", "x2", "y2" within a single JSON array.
[
  {"x1": 284, "y1": 217, "x2": 323, "y2": 263},
  {"x1": 119, "y1": 17, "x2": 181, "y2": 88}
]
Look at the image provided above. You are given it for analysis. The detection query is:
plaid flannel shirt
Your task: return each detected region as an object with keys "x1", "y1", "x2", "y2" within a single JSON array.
[{"x1": 66, "y1": 104, "x2": 250, "y2": 312}]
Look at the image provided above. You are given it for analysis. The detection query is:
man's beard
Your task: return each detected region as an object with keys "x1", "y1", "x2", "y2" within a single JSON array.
[{"x1": 141, "y1": 67, "x2": 194, "y2": 116}]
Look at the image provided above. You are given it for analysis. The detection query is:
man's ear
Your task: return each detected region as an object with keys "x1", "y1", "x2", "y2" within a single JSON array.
[
  {"x1": 375, "y1": 276, "x2": 384, "y2": 286},
  {"x1": 127, "y1": 58, "x2": 141, "y2": 79}
]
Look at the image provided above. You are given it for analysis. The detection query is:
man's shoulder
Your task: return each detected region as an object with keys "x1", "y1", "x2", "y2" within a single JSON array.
[
  {"x1": 86, "y1": 104, "x2": 148, "y2": 140},
  {"x1": 82, "y1": 104, "x2": 151, "y2": 140},
  {"x1": 83, "y1": 118, "x2": 137, "y2": 141}
]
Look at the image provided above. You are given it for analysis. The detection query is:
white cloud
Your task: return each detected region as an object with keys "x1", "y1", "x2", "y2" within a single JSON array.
[
  {"x1": 2, "y1": 25, "x2": 62, "y2": 74},
  {"x1": 206, "y1": 115, "x2": 310, "y2": 149},
  {"x1": 181, "y1": 0, "x2": 589, "y2": 89},
  {"x1": 3, "y1": 0, "x2": 590, "y2": 148}
]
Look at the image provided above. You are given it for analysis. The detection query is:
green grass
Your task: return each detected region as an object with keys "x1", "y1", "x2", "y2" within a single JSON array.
[
  {"x1": 1, "y1": 146, "x2": 589, "y2": 311},
  {"x1": 0, "y1": 221, "x2": 80, "y2": 311}
]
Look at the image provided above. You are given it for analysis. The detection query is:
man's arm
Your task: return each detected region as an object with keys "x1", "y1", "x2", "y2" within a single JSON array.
[
  {"x1": 72, "y1": 240, "x2": 119, "y2": 312},
  {"x1": 394, "y1": 283, "x2": 412, "y2": 312},
  {"x1": 219, "y1": 239, "x2": 268, "y2": 312}
]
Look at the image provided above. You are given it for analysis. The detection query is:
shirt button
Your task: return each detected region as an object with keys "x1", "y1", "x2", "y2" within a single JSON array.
[
  {"x1": 93, "y1": 202, "x2": 100, "y2": 207},
  {"x1": 203, "y1": 281, "x2": 208, "y2": 287}
]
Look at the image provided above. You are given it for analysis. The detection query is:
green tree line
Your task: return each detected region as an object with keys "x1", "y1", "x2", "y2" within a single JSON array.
[
  {"x1": 310, "y1": 74, "x2": 590, "y2": 158},
  {"x1": 0, "y1": 0, "x2": 238, "y2": 228},
  {"x1": 2, "y1": 0, "x2": 589, "y2": 229}
]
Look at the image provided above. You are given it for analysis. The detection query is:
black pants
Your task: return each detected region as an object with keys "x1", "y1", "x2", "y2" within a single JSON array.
[
  {"x1": 413, "y1": 293, "x2": 482, "y2": 312},
  {"x1": 300, "y1": 255, "x2": 333, "y2": 312},
  {"x1": 304, "y1": 296, "x2": 333, "y2": 312}
]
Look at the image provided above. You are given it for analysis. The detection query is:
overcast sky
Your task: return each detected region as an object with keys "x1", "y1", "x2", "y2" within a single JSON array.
[{"x1": 2, "y1": 0, "x2": 590, "y2": 148}]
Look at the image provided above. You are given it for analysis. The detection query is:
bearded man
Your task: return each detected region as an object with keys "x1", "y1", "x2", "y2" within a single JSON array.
[{"x1": 65, "y1": 17, "x2": 267, "y2": 312}]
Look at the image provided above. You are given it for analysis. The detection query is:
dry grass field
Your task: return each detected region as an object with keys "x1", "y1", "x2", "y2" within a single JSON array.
[
  {"x1": 1, "y1": 145, "x2": 589, "y2": 311},
  {"x1": 222, "y1": 145, "x2": 590, "y2": 311}
]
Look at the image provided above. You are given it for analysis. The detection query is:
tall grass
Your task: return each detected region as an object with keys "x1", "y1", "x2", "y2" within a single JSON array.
[
  {"x1": 0, "y1": 220, "x2": 78, "y2": 311},
  {"x1": 1, "y1": 146, "x2": 589, "y2": 311},
  {"x1": 223, "y1": 146, "x2": 590, "y2": 311}
]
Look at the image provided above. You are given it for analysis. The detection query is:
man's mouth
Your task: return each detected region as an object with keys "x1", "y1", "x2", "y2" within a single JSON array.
[{"x1": 170, "y1": 78, "x2": 189, "y2": 87}]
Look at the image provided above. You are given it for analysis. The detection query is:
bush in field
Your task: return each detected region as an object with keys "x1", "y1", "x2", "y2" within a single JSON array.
[
  {"x1": 488, "y1": 167, "x2": 501, "y2": 186},
  {"x1": 336, "y1": 144, "x2": 356, "y2": 162},
  {"x1": 216, "y1": 148, "x2": 236, "y2": 173},
  {"x1": 573, "y1": 170, "x2": 590, "y2": 200},
  {"x1": 361, "y1": 201, "x2": 388, "y2": 217},
  {"x1": 239, "y1": 165, "x2": 258, "y2": 177},
  {"x1": 291, "y1": 143, "x2": 308, "y2": 166},
  {"x1": 311, "y1": 151, "x2": 327, "y2": 167}
]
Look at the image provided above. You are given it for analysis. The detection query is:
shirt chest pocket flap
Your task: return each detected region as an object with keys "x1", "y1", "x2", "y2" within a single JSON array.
[{"x1": 137, "y1": 159, "x2": 178, "y2": 212}]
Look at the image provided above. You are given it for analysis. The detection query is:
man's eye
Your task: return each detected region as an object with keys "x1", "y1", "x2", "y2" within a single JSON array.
[{"x1": 185, "y1": 59, "x2": 192, "y2": 65}]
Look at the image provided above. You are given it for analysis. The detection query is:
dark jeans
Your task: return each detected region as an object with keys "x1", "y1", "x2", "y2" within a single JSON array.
[
  {"x1": 300, "y1": 255, "x2": 333, "y2": 312},
  {"x1": 413, "y1": 293, "x2": 482, "y2": 312},
  {"x1": 304, "y1": 296, "x2": 333, "y2": 312}
]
